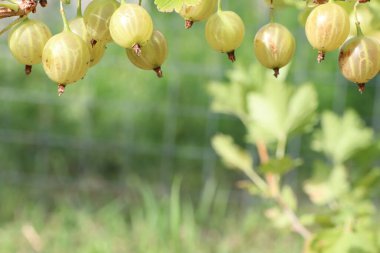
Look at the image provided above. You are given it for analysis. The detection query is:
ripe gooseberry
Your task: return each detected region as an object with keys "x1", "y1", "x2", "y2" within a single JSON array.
[
  {"x1": 70, "y1": 16, "x2": 106, "y2": 67},
  {"x1": 305, "y1": 1, "x2": 350, "y2": 63},
  {"x1": 205, "y1": 7, "x2": 245, "y2": 62},
  {"x1": 254, "y1": 22, "x2": 295, "y2": 77},
  {"x1": 83, "y1": 0, "x2": 119, "y2": 45},
  {"x1": 339, "y1": 25, "x2": 380, "y2": 93},
  {"x1": 126, "y1": 30, "x2": 168, "y2": 77},
  {"x1": 42, "y1": 3, "x2": 90, "y2": 96},
  {"x1": 109, "y1": 1, "x2": 153, "y2": 55},
  {"x1": 8, "y1": 18, "x2": 52, "y2": 75},
  {"x1": 178, "y1": 0, "x2": 218, "y2": 29}
]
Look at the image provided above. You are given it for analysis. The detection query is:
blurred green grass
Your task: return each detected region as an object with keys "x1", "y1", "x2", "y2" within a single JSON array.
[{"x1": 0, "y1": 177, "x2": 302, "y2": 253}]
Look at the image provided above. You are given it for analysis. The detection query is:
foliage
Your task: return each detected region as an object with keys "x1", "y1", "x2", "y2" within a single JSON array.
[{"x1": 210, "y1": 63, "x2": 380, "y2": 253}]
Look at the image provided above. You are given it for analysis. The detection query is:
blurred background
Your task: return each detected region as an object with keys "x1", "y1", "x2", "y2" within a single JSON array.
[{"x1": 0, "y1": 0, "x2": 379, "y2": 252}]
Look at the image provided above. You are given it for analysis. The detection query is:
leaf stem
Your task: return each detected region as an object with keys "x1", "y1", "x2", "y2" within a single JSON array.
[
  {"x1": 276, "y1": 136, "x2": 287, "y2": 159},
  {"x1": 245, "y1": 168, "x2": 268, "y2": 193}
]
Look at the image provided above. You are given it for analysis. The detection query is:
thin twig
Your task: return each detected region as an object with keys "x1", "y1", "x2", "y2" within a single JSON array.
[
  {"x1": 256, "y1": 140, "x2": 279, "y2": 196},
  {"x1": 275, "y1": 195, "x2": 312, "y2": 239},
  {"x1": 256, "y1": 140, "x2": 312, "y2": 240},
  {"x1": 0, "y1": 0, "x2": 37, "y2": 19}
]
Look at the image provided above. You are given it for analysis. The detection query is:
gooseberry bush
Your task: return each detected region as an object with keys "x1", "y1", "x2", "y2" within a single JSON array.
[
  {"x1": 0, "y1": 0, "x2": 380, "y2": 252},
  {"x1": 209, "y1": 63, "x2": 380, "y2": 253}
]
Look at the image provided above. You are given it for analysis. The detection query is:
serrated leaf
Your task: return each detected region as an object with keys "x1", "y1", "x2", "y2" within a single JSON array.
[
  {"x1": 212, "y1": 134, "x2": 253, "y2": 172},
  {"x1": 247, "y1": 81, "x2": 317, "y2": 143},
  {"x1": 154, "y1": 0, "x2": 201, "y2": 12},
  {"x1": 284, "y1": 83, "x2": 318, "y2": 134},
  {"x1": 208, "y1": 81, "x2": 247, "y2": 117},
  {"x1": 312, "y1": 110, "x2": 373, "y2": 165},
  {"x1": 246, "y1": 80, "x2": 290, "y2": 142},
  {"x1": 259, "y1": 156, "x2": 301, "y2": 175},
  {"x1": 304, "y1": 165, "x2": 349, "y2": 205},
  {"x1": 225, "y1": 63, "x2": 265, "y2": 90}
]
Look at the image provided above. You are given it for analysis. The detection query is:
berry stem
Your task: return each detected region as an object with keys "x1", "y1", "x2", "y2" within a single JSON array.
[
  {"x1": 217, "y1": 0, "x2": 222, "y2": 11},
  {"x1": 0, "y1": 2, "x2": 19, "y2": 11},
  {"x1": 154, "y1": 67, "x2": 163, "y2": 78},
  {"x1": 76, "y1": 0, "x2": 82, "y2": 17},
  {"x1": 0, "y1": 16, "x2": 25, "y2": 36},
  {"x1": 354, "y1": 0, "x2": 363, "y2": 36},
  {"x1": 132, "y1": 43, "x2": 142, "y2": 56},
  {"x1": 39, "y1": 0, "x2": 48, "y2": 7},
  {"x1": 269, "y1": 0, "x2": 275, "y2": 22},
  {"x1": 138, "y1": 0, "x2": 142, "y2": 6},
  {"x1": 185, "y1": 20, "x2": 193, "y2": 29},
  {"x1": 317, "y1": 50, "x2": 325, "y2": 63},
  {"x1": 58, "y1": 84, "x2": 66, "y2": 96},
  {"x1": 60, "y1": 1, "x2": 71, "y2": 32},
  {"x1": 273, "y1": 67, "x2": 279, "y2": 78},
  {"x1": 0, "y1": 1, "x2": 37, "y2": 19},
  {"x1": 25, "y1": 65, "x2": 32, "y2": 75},
  {"x1": 227, "y1": 51, "x2": 236, "y2": 62},
  {"x1": 357, "y1": 83, "x2": 366, "y2": 93}
]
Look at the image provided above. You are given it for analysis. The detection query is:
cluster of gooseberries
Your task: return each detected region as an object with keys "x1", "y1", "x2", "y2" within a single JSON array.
[
  {"x1": 1, "y1": 0, "x2": 380, "y2": 95},
  {"x1": 2, "y1": 0, "x2": 168, "y2": 95}
]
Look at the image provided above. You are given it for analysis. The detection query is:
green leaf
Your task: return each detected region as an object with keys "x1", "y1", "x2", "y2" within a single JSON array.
[
  {"x1": 225, "y1": 63, "x2": 266, "y2": 90},
  {"x1": 208, "y1": 64, "x2": 265, "y2": 118},
  {"x1": 154, "y1": 0, "x2": 201, "y2": 12},
  {"x1": 208, "y1": 81, "x2": 247, "y2": 118},
  {"x1": 312, "y1": 110, "x2": 373, "y2": 165},
  {"x1": 353, "y1": 169, "x2": 380, "y2": 198},
  {"x1": 304, "y1": 165, "x2": 349, "y2": 205},
  {"x1": 212, "y1": 134, "x2": 253, "y2": 172},
  {"x1": 259, "y1": 156, "x2": 301, "y2": 175},
  {"x1": 247, "y1": 81, "x2": 317, "y2": 143},
  {"x1": 284, "y1": 84, "x2": 318, "y2": 134},
  {"x1": 310, "y1": 228, "x2": 378, "y2": 253}
]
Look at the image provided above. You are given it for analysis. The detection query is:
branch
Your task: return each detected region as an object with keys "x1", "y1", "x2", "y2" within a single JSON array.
[
  {"x1": 0, "y1": 0, "x2": 42, "y2": 19},
  {"x1": 256, "y1": 140, "x2": 312, "y2": 240},
  {"x1": 256, "y1": 140, "x2": 279, "y2": 197},
  {"x1": 275, "y1": 195, "x2": 312, "y2": 240}
]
